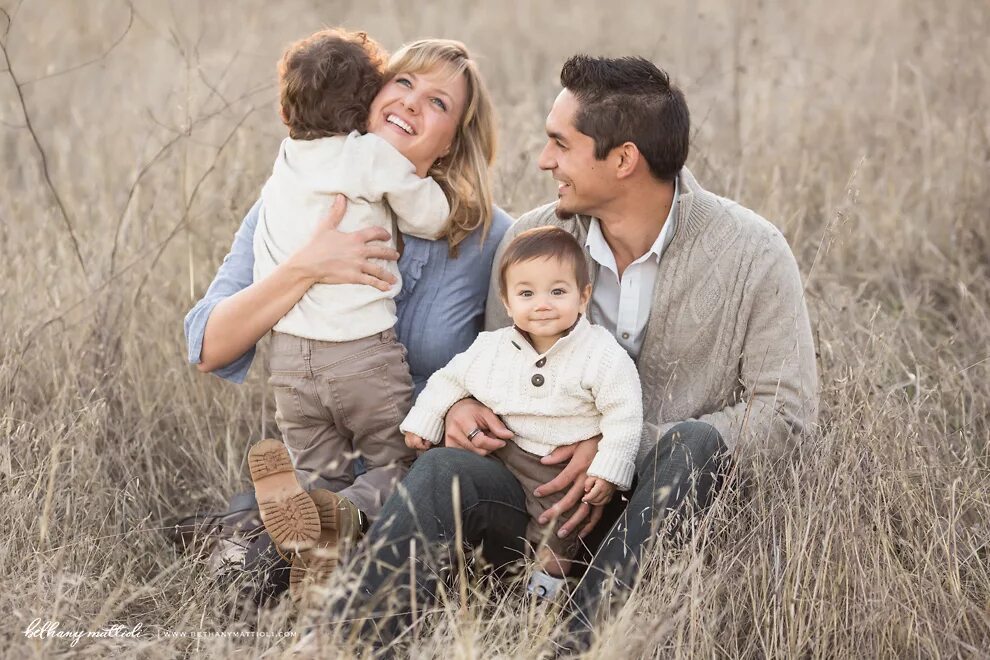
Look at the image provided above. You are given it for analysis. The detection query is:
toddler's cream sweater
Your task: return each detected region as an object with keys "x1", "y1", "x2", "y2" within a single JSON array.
[
  {"x1": 254, "y1": 131, "x2": 449, "y2": 342},
  {"x1": 401, "y1": 315, "x2": 643, "y2": 490}
]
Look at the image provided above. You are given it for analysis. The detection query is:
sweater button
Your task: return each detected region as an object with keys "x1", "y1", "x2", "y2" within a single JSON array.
[
  {"x1": 535, "y1": 357, "x2": 546, "y2": 368},
  {"x1": 531, "y1": 373, "x2": 545, "y2": 387}
]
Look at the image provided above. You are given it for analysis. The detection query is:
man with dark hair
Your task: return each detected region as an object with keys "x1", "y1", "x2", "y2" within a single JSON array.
[{"x1": 331, "y1": 55, "x2": 818, "y2": 650}]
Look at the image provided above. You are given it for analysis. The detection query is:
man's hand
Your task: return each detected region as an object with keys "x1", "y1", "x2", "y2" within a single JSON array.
[
  {"x1": 442, "y1": 399, "x2": 513, "y2": 456},
  {"x1": 535, "y1": 435, "x2": 604, "y2": 538},
  {"x1": 404, "y1": 431, "x2": 431, "y2": 450},
  {"x1": 582, "y1": 477, "x2": 616, "y2": 506}
]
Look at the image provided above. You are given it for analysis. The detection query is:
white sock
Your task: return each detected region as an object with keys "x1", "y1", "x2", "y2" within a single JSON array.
[{"x1": 528, "y1": 570, "x2": 566, "y2": 599}]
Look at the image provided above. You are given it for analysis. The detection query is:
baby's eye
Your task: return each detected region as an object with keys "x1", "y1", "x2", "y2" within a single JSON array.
[
  {"x1": 519, "y1": 291, "x2": 533, "y2": 298},
  {"x1": 551, "y1": 288, "x2": 566, "y2": 296}
]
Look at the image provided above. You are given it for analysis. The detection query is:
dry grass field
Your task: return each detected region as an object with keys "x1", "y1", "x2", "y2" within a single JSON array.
[{"x1": 2, "y1": 0, "x2": 988, "y2": 657}]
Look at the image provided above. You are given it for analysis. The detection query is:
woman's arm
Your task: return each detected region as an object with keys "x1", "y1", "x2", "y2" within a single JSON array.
[{"x1": 187, "y1": 195, "x2": 400, "y2": 377}]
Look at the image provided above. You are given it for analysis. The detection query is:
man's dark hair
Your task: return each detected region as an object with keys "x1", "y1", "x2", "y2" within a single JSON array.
[
  {"x1": 499, "y1": 226, "x2": 591, "y2": 299},
  {"x1": 560, "y1": 55, "x2": 689, "y2": 181},
  {"x1": 278, "y1": 28, "x2": 387, "y2": 140}
]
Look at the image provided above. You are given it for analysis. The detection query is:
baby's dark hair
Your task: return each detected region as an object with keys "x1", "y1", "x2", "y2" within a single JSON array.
[
  {"x1": 498, "y1": 226, "x2": 591, "y2": 298},
  {"x1": 278, "y1": 28, "x2": 388, "y2": 140}
]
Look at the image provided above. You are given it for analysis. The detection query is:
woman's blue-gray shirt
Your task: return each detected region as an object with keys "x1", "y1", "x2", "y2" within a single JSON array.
[{"x1": 184, "y1": 199, "x2": 512, "y2": 397}]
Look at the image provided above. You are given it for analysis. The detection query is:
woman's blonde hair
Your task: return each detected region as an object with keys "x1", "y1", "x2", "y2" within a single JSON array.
[{"x1": 386, "y1": 39, "x2": 496, "y2": 255}]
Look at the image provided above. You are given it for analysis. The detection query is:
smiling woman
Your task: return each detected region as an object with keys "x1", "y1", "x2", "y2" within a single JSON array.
[
  {"x1": 181, "y1": 34, "x2": 511, "y2": 599},
  {"x1": 373, "y1": 40, "x2": 497, "y2": 254},
  {"x1": 369, "y1": 70, "x2": 465, "y2": 177}
]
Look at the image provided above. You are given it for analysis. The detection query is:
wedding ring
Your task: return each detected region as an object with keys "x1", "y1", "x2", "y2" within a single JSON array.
[{"x1": 466, "y1": 427, "x2": 483, "y2": 442}]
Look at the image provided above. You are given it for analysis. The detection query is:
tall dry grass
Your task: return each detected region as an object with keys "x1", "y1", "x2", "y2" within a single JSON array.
[{"x1": 1, "y1": 0, "x2": 988, "y2": 657}]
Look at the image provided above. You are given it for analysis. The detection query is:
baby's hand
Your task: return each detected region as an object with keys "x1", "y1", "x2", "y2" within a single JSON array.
[
  {"x1": 582, "y1": 477, "x2": 616, "y2": 506},
  {"x1": 404, "y1": 431, "x2": 431, "y2": 450}
]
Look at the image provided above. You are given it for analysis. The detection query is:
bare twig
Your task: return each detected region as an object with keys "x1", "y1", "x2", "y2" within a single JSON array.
[
  {"x1": 1, "y1": 1, "x2": 22, "y2": 44},
  {"x1": 20, "y1": 2, "x2": 134, "y2": 86},
  {"x1": 1, "y1": 10, "x2": 9, "y2": 44},
  {"x1": 107, "y1": 82, "x2": 268, "y2": 274},
  {"x1": 194, "y1": 45, "x2": 242, "y2": 112},
  {"x1": 129, "y1": 104, "x2": 259, "y2": 305},
  {"x1": 0, "y1": 8, "x2": 88, "y2": 278}
]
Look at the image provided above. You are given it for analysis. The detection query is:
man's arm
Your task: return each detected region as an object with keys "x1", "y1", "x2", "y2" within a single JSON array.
[{"x1": 647, "y1": 229, "x2": 818, "y2": 461}]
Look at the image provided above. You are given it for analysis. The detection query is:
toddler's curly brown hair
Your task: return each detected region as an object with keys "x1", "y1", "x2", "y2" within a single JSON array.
[{"x1": 278, "y1": 28, "x2": 388, "y2": 140}]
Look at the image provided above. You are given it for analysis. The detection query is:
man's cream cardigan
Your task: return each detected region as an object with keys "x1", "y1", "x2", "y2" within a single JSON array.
[
  {"x1": 485, "y1": 167, "x2": 819, "y2": 465},
  {"x1": 401, "y1": 316, "x2": 644, "y2": 490}
]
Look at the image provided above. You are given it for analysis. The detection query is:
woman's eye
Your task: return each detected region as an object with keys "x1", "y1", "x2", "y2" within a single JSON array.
[
  {"x1": 396, "y1": 77, "x2": 412, "y2": 88},
  {"x1": 431, "y1": 97, "x2": 447, "y2": 111}
]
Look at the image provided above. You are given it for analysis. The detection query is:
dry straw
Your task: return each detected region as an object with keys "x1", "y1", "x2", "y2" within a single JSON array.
[{"x1": 1, "y1": 0, "x2": 987, "y2": 657}]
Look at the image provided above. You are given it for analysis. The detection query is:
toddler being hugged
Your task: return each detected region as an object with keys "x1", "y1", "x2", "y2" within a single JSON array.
[{"x1": 248, "y1": 28, "x2": 448, "y2": 594}]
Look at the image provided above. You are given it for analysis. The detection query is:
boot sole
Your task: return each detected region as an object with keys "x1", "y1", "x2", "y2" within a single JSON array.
[
  {"x1": 248, "y1": 439, "x2": 320, "y2": 553},
  {"x1": 289, "y1": 489, "x2": 361, "y2": 600}
]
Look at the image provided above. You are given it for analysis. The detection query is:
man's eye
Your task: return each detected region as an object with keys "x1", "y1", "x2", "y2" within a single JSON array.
[{"x1": 431, "y1": 97, "x2": 447, "y2": 111}]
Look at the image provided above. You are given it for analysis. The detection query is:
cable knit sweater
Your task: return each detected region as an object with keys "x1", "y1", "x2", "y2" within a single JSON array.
[
  {"x1": 485, "y1": 167, "x2": 819, "y2": 466},
  {"x1": 400, "y1": 315, "x2": 644, "y2": 490}
]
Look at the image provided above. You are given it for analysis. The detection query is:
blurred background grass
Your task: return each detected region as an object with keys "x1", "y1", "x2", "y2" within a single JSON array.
[{"x1": 1, "y1": 0, "x2": 988, "y2": 657}]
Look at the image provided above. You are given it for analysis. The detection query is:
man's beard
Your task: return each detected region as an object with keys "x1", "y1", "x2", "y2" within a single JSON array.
[{"x1": 554, "y1": 202, "x2": 575, "y2": 220}]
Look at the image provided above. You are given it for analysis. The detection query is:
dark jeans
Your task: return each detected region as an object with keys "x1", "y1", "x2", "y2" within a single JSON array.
[{"x1": 330, "y1": 421, "x2": 730, "y2": 646}]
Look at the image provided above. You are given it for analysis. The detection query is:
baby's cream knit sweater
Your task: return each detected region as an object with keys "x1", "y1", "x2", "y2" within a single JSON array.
[{"x1": 400, "y1": 315, "x2": 643, "y2": 490}]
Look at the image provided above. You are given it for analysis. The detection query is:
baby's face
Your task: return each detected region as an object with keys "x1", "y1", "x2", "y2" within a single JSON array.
[{"x1": 502, "y1": 257, "x2": 590, "y2": 343}]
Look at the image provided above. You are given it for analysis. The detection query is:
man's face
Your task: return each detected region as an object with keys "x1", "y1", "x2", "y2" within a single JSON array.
[{"x1": 537, "y1": 89, "x2": 614, "y2": 219}]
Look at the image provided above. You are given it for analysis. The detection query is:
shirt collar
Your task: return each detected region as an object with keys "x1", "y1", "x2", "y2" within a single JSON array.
[
  {"x1": 509, "y1": 314, "x2": 590, "y2": 360},
  {"x1": 584, "y1": 176, "x2": 679, "y2": 267}
]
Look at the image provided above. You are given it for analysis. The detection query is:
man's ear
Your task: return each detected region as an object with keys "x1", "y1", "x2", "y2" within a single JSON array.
[{"x1": 614, "y1": 142, "x2": 641, "y2": 180}]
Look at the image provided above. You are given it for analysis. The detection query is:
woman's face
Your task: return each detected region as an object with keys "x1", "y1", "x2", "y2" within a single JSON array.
[{"x1": 368, "y1": 67, "x2": 468, "y2": 177}]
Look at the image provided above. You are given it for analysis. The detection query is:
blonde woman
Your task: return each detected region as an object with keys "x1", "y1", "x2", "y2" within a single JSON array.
[{"x1": 183, "y1": 39, "x2": 510, "y2": 591}]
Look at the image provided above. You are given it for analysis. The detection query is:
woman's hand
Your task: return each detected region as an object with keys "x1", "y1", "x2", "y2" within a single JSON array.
[
  {"x1": 534, "y1": 435, "x2": 605, "y2": 538},
  {"x1": 198, "y1": 195, "x2": 401, "y2": 373},
  {"x1": 442, "y1": 399, "x2": 513, "y2": 456},
  {"x1": 288, "y1": 195, "x2": 400, "y2": 291},
  {"x1": 404, "y1": 431, "x2": 431, "y2": 450},
  {"x1": 582, "y1": 477, "x2": 616, "y2": 507}
]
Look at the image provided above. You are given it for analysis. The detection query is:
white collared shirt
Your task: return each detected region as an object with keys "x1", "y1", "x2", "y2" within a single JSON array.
[{"x1": 585, "y1": 178, "x2": 679, "y2": 358}]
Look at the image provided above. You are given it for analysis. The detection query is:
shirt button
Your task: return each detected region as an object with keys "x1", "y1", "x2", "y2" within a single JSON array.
[
  {"x1": 535, "y1": 357, "x2": 547, "y2": 368},
  {"x1": 622, "y1": 332, "x2": 630, "y2": 339},
  {"x1": 531, "y1": 373, "x2": 545, "y2": 387}
]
